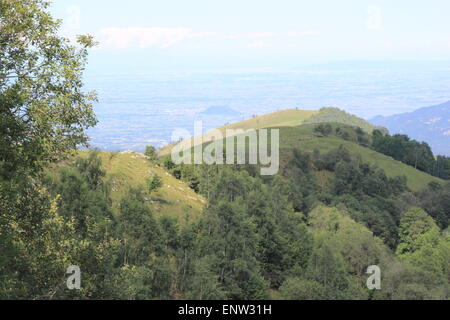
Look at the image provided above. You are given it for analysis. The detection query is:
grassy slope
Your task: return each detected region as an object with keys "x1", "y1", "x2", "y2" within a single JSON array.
[
  {"x1": 158, "y1": 109, "x2": 318, "y2": 156},
  {"x1": 179, "y1": 122, "x2": 442, "y2": 192},
  {"x1": 222, "y1": 109, "x2": 319, "y2": 130},
  {"x1": 277, "y1": 126, "x2": 443, "y2": 191},
  {"x1": 157, "y1": 107, "x2": 439, "y2": 197},
  {"x1": 79, "y1": 150, "x2": 205, "y2": 223}
]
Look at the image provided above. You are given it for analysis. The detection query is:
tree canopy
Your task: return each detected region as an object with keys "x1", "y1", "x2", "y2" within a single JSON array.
[{"x1": 0, "y1": 0, "x2": 97, "y2": 179}]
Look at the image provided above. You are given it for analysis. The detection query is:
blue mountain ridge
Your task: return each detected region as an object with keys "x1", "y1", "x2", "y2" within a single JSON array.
[{"x1": 371, "y1": 101, "x2": 450, "y2": 156}]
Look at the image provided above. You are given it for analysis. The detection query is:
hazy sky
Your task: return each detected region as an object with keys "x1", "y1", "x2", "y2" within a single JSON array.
[{"x1": 49, "y1": 0, "x2": 450, "y2": 70}]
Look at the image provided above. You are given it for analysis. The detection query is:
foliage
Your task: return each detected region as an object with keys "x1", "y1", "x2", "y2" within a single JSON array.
[
  {"x1": 147, "y1": 174, "x2": 163, "y2": 193},
  {"x1": 304, "y1": 107, "x2": 388, "y2": 134},
  {"x1": 314, "y1": 123, "x2": 333, "y2": 136},
  {"x1": 416, "y1": 182, "x2": 450, "y2": 229},
  {"x1": 1, "y1": 2, "x2": 449, "y2": 300},
  {"x1": 396, "y1": 208, "x2": 450, "y2": 286},
  {"x1": 0, "y1": 0, "x2": 97, "y2": 178},
  {"x1": 0, "y1": 0, "x2": 98, "y2": 299},
  {"x1": 372, "y1": 130, "x2": 450, "y2": 181},
  {"x1": 144, "y1": 145, "x2": 158, "y2": 161}
]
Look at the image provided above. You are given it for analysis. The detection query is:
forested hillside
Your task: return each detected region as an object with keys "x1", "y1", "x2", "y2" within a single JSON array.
[
  {"x1": 155, "y1": 136, "x2": 450, "y2": 299},
  {"x1": 153, "y1": 120, "x2": 450, "y2": 299},
  {"x1": 1, "y1": 0, "x2": 449, "y2": 300},
  {"x1": 5, "y1": 144, "x2": 447, "y2": 299}
]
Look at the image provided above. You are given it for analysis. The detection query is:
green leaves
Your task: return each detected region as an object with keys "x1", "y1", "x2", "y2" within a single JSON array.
[
  {"x1": 0, "y1": 2, "x2": 99, "y2": 297},
  {"x1": 147, "y1": 174, "x2": 163, "y2": 194},
  {"x1": 396, "y1": 208, "x2": 450, "y2": 286},
  {"x1": 1, "y1": 0, "x2": 97, "y2": 178}
]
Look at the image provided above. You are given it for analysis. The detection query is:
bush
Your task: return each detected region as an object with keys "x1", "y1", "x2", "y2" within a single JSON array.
[
  {"x1": 148, "y1": 174, "x2": 163, "y2": 193},
  {"x1": 145, "y1": 145, "x2": 158, "y2": 161}
]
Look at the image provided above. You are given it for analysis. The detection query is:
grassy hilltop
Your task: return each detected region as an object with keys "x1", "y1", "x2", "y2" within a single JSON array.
[
  {"x1": 161, "y1": 108, "x2": 440, "y2": 192},
  {"x1": 158, "y1": 109, "x2": 318, "y2": 156},
  {"x1": 158, "y1": 107, "x2": 385, "y2": 157}
]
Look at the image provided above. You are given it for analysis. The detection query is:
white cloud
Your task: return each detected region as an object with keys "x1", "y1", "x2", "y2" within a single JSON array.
[
  {"x1": 286, "y1": 30, "x2": 320, "y2": 37},
  {"x1": 97, "y1": 27, "x2": 215, "y2": 49},
  {"x1": 246, "y1": 40, "x2": 271, "y2": 49},
  {"x1": 367, "y1": 6, "x2": 382, "y2": 30},
  {"x1": 228, "y1": 32, "x2": 276, "y2": 40},
  {"x1": 228, "y1": 30, "x2": 319, "y2": 40},
  {"x1": 94, "y1": 26, "x2": 319, "y2": 50}
]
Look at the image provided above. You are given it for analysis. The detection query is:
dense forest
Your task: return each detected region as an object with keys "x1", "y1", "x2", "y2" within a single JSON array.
[
  {"x1": 1, "y1": 0, "x2": 449, "y2": 300},
  {"x1": 372, "y1": 130, "x2": 450, "y2": 180},
  {"x1": 2, "y1": 146, "x2": 448, "y2": 299},
  {"x1": 5, "y1": 142, "x2": 450, "y2": 299},
  {"x1": 313, "y1": 118, "x2": 450, "y2": 180}
]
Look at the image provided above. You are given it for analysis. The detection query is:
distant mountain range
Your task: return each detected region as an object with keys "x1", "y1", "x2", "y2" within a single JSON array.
[{"x1": 371, "y1": 101, "x2": 450, "y2": 156}]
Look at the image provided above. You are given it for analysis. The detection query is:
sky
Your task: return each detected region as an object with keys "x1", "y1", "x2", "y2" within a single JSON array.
[{"x1": 49, "y1": 0, "x2": 450, "y2": 71}]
